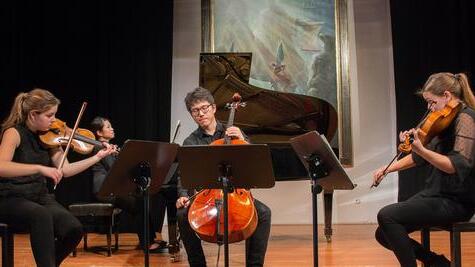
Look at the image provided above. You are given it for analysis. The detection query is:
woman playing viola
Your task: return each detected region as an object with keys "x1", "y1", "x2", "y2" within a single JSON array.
[
  {"x1": 373, "y1": 73, "x2": 475, "y2": 267},
  {"x1": 0, "y1": 89, "x2": 116, "y2": 267}
]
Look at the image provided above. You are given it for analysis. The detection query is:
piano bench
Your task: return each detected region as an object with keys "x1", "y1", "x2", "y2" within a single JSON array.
[{"x1": 69, "y1": 203, "x2": 121, "y2": 257}]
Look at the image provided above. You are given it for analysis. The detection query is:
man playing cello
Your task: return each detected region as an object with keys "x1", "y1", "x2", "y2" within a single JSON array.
[{"x1": 175, "y1": 87, "x2": 272, "y2": 267}]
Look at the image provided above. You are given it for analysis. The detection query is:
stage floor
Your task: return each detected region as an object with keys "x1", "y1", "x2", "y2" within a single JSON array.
[{"x1": 5, "y1": 224, "x2": 475, "y2": 266}]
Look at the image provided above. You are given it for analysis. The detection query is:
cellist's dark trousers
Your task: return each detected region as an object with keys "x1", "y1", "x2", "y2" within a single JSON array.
[{"x1": 177, "y1": 199, "x2": 271, "y2": 267}]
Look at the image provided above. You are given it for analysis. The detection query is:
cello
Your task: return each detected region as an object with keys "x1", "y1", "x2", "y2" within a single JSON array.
[{"x1": 187, "y1": 93, "x2": 258, "y2": 243}]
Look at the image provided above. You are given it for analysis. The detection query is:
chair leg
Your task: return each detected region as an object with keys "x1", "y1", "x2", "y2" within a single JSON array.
[
  {"x1": 71, "y1": 232, "x2": 84, "y2": 257},
  {"x1": 107, "y1": 227, "x2": 112, "y2": 257},
  {"x1": 107, "y1": 213, "x2": 115, "y2": 257},
  {"x1": 450, "y1": 230, "x2": 461, "y2": 267},
  {"x1": 72, "y1": 246, "x2": 77, "y2": 257},
  {"x1": 421, "y1": 228, "x2": 430, "y2": 250},
  {"x1": 2, "y1": 227, "x2": 14, "y2": 267},
  {"x1": 83, "y1": 233, "x2": 88, "y2": 251},
  {"x1": 420, "y1": 228, "x2": 430, "y2": 267},
  {"x1": 114, "y1": 231, "x2": 119, "y2": 251}
]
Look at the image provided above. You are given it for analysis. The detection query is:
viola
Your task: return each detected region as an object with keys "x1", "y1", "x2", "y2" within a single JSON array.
[
  {"x1": 187, "y1": 93, "x2": 258, "y2": 243},
  {"x1": 39, "y1": 118, "x2": 104, "y2": 155}
]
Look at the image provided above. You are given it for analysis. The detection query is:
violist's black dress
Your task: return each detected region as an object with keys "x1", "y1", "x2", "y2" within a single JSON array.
[
  {"x1": 375, "y1": 106, "x2": 475, "y2": 267},
  {"x1": 0, "y1": 124, "x2": 83, "y2": 267}
]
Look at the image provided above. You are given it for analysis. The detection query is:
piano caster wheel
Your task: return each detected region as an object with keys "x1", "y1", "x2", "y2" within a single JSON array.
[{"x1": 170, "y1": 252, "x2": 181, "y2": 262}]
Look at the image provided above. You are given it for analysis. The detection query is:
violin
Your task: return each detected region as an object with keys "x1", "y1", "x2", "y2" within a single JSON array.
[
  {"x1": 187, "y1": 93, "x2": 258, "y2": 243},
  {"x1": 373, "y1": 99, "x2": 462, "y2": 187},
  {"x1": 39, "y1": 118, "x2": 104, "y2": 155}
]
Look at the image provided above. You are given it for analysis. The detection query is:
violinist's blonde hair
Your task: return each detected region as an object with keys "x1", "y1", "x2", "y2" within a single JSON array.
[
  {"x1": 419, "y1": 72, "x2": 475, "y2": 109},
  {"x1": 1, "y1": 88, "x2": 60, "y2": 137}
]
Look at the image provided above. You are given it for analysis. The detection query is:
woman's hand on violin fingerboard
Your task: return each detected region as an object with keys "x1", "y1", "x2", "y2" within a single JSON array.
[
  {"x1": 226, "y1": 126, "x2": 245, "y2": 140},
  {"x1": 176, "y1": 196, "x2": 190, "y2": 209},
  {"x1": 95, "y1": 143, "x2": 117, "y2": 159},
  {"x1": 39, "y1": 166, "x2": 63, "y2": 185},
  {"x1": 408, "y1": 128, "x2": 424, "y2": 154}
]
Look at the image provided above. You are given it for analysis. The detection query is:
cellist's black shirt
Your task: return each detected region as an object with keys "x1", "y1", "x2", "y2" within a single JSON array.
[
  {"x1": 177, "y1": 121, "x2": 249, "y2": 197},
  {"x1": 182, "y1": 121, "x2": 227, "y2": 146},
  {"x1": 411, "y1": 105, "x2": 475, "y2": 207}
]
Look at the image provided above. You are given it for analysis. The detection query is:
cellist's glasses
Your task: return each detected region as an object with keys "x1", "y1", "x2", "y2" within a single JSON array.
[{"x1": 191, "y1": 104, "x2": 213, "y2": 116}]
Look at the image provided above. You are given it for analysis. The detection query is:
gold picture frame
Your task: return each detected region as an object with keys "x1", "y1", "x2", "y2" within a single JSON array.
[{"x1": 201, "y1": 0, "x2": 352, "y2": 166}]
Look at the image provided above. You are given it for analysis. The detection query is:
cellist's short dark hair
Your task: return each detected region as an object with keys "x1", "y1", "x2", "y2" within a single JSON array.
[{"x1": 184, "y1": 87, "x2": 215, "y2": 112}]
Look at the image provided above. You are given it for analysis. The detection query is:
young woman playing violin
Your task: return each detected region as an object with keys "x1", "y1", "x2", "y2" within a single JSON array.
[
  {"x1": 0, "y1": 89, "x2": 116, "y2": 267},
  {"x1": 373, "y1": 73, "x2": 475, "y2": 267},
  {"x1": 89, "y1": 116, "x2": 167, "y2": 252},
  {"x1": 176, "y1": 87, "x2": 271, "y2": 267}
]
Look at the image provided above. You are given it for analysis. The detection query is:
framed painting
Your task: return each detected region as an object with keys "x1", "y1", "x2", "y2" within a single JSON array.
[{"x1": 201, "y1": 0, "x2": 352, "y2": 165}]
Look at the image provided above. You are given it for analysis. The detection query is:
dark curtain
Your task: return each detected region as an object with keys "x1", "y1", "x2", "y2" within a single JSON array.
[
  {"x1": 390, "y1": 0, "x2": 475, "y2": 201},
  {"x1": 0, "y1": 0, "x2": 174, "y2": 207}
]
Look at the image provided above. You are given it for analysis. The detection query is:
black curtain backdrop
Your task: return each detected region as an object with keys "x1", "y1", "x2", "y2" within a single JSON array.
[
  {"x1": 0, "y1": 0, "x2": 174, "y2": 207},
  {"x1": 390, "y1": 0, "x2": 475, "y2": 201}
]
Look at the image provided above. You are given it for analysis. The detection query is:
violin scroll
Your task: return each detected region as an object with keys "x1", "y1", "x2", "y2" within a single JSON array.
[{"x1": 398, "y1": 133, "x2": 414, "y2": 154}]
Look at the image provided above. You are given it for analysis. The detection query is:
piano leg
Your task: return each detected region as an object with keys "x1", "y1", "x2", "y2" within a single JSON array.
[{"x1": 323, "y1": 190, "x2": 333, "y2": 242}]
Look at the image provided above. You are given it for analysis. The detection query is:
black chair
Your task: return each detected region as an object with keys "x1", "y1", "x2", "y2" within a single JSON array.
[
  {"x1": 0, "y1": 223, "x2": 13, "y2": 267},
  {"x1": 68, "y1": 203, "x2": 121, "y2": 257},
  {"x1": 421, "y1": 216, "x2": 475, "y2": 267}
]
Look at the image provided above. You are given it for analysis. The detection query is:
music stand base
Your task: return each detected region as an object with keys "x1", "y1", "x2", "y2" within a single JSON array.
[{"x1": 135, "y1": 162, "x2": 151, "y2": 267}]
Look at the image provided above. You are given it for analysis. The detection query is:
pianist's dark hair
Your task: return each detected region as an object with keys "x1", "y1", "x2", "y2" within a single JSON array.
[
  {"x1": 90, "y1": 116, "x2": 110, "y2": 138},
  {"x1": 184, "y1": 87, "x2": 215, "y2": 112}
]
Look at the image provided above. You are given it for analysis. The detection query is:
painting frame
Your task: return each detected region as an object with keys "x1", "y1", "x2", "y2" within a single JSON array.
[{"x1": 201, "y1": 0, "x2": 353, "y2": 166}]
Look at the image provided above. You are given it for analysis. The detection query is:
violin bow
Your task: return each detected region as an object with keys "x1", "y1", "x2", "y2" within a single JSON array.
[
  {"x1": 171, "y1": 120, "x2": 181, "y2": 143},
  {"x1": 54, "y1": 102, "x2": 88, "y2": 189}
]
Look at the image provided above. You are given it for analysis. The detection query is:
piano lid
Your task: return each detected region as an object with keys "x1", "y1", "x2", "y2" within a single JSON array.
[
  {"x1": 199, "y1": 52, "x2": 338, "y2": 181},
  {"x1": 199, "y1": 52, "x2": 337, "y2": 143}
]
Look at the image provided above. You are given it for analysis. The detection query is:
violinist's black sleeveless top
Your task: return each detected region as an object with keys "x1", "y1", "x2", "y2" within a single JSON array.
[{"x1": 0, "y1": 124, "x2": 50, "y2": 201}]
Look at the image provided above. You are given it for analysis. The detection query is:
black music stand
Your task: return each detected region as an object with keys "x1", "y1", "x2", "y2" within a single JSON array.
[
  {"x1": 290, "y1": 131, "x2": 354, "y2": 267},
  {"x1": 177, "y1": 144, "x2": 275, "y2": 267},
  {"x1": 97, "y1": 140, "x2": 178, "y2": 267}
]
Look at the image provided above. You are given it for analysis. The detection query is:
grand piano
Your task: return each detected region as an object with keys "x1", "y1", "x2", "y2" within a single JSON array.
[{"x1": 199, "y1": 52, "x2": 354, "y2": 241}]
